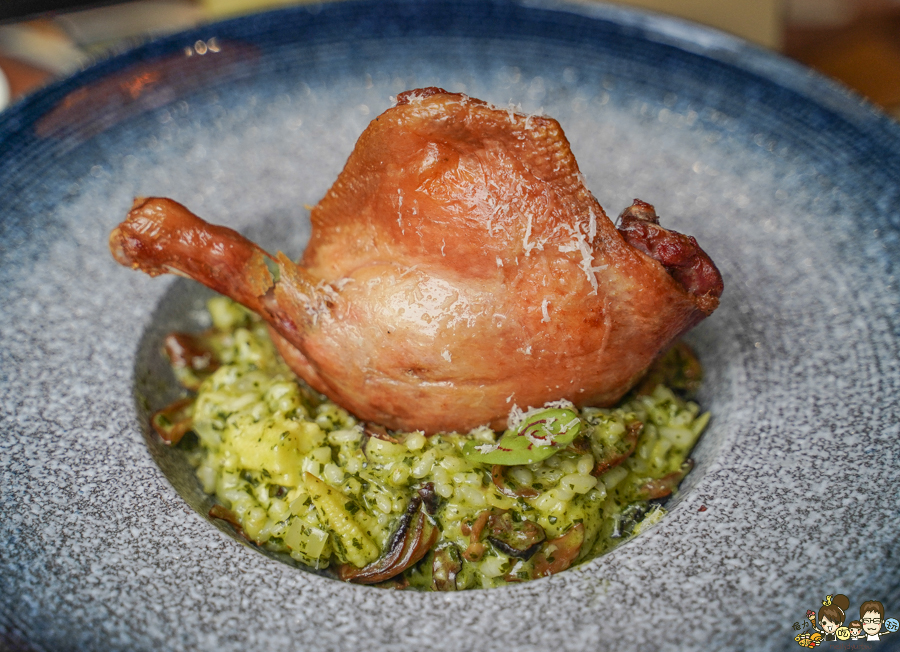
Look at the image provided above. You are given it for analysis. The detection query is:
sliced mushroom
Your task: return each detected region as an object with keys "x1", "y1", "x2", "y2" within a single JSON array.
[
  {"x1": 462, "y1": 542, "x2": 486, "y2": 562},
  {"x1": 486, "y1": 511, "x2": 546, "y2": 560},
  {"x1": 462, "y1": 508, "x2": 502, "y2": 561},
  {"x1": 150, "y1": 397, "x2": 194, "y2": 445},
  {"x1": 336, "y1": 485, "x2": 439, "y2": 584},
  {"x1": 636, "y1": 460, "x2": 693, "y2": 500},
  {"x1": 372, "y1": 575, "x2": 410, "y2": 590},
  {"x1": 208, "y1": 504, "x2": 251, "y2": 541},
  {"x1": 163, "y1": 331, "x2": 220, "y2": 390},
  {"x1": 431, "y1": 544, "x2": 462, "y2": 591},
  {"x1": 532, "y1": 523, "x2": 585, "y2": 579},
  {"x1": 463, "y1": 508, "x2": 497, "y2": 539},
  {"x1": 591, "y1": 421, "x2": 642, "y2": 476},
  {"x1": 417, "y1": 481, "x2": 439, "y2": 515}
]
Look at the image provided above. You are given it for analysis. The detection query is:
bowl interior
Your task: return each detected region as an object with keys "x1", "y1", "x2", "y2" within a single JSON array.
[
  {"x1": 5, "y1": 1, "x2": 900, "y2": 648},
  {"x1": 120, "y1": 2, "x2": 832, "y2": 583}
]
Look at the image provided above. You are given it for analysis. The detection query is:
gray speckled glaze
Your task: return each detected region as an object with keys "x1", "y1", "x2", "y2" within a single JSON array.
[{"x1": 2, "y1": 1, "x2": 900, "y2": 650}]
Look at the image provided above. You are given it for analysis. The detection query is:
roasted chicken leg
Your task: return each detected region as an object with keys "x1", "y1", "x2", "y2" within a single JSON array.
[{"x1": 110, "y1": 88, "x2": 722, "y2": 434}]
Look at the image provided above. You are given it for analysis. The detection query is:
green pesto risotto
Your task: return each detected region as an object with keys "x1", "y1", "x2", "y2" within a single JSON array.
[{"x1": 152, "y1": 297, "x2": 710, "y2": 590}]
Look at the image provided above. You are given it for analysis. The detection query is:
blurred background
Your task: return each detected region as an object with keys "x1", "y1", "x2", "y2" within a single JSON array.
[{"x1": 0, "y1": 0, "x2": 899, "y2": 117}]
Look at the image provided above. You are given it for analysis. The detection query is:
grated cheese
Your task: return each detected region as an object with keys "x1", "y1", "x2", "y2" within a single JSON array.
[
  {"x1": 557, "y1": 211, "x2": 608, "y2": 294},
  {"x1": 544, "y1": 399, "x2": 576, "y2": 410}
]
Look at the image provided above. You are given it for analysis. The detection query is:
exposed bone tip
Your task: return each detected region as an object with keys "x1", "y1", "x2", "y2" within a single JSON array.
[
  {"x1": 108, "y1": 226, "x2": 131, "y2": 267},
  {"x1": 618, "y1": 199, "x2": 659, "y2": 225},
  {"x1": 695, "y1": 293, "x2": 720, "y2": 315}
]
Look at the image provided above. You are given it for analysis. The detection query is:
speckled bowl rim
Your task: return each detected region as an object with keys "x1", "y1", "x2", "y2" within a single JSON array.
[{"x1": 2, "y1": 1, "x2": 900, "y2": 651}]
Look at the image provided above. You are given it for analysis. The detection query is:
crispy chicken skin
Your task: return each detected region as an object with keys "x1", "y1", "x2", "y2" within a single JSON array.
[{"x1": 110, "y1": 88, "x2": 722, "y2": 434}]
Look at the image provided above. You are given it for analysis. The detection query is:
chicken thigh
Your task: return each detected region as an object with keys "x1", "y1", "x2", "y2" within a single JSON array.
[{"x1": 110, "y1": 88, "x2": 722, "y2": 434}]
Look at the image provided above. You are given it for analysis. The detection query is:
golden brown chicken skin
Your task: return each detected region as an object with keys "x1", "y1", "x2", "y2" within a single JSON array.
[{"x1": 110, "y1": 88, "x2": 722, "y2": 434}]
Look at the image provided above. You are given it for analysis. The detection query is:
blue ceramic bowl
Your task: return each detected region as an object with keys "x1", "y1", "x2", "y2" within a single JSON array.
[{"x1": 2, "y1": 1, "x2": 899, "y2": 650}]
